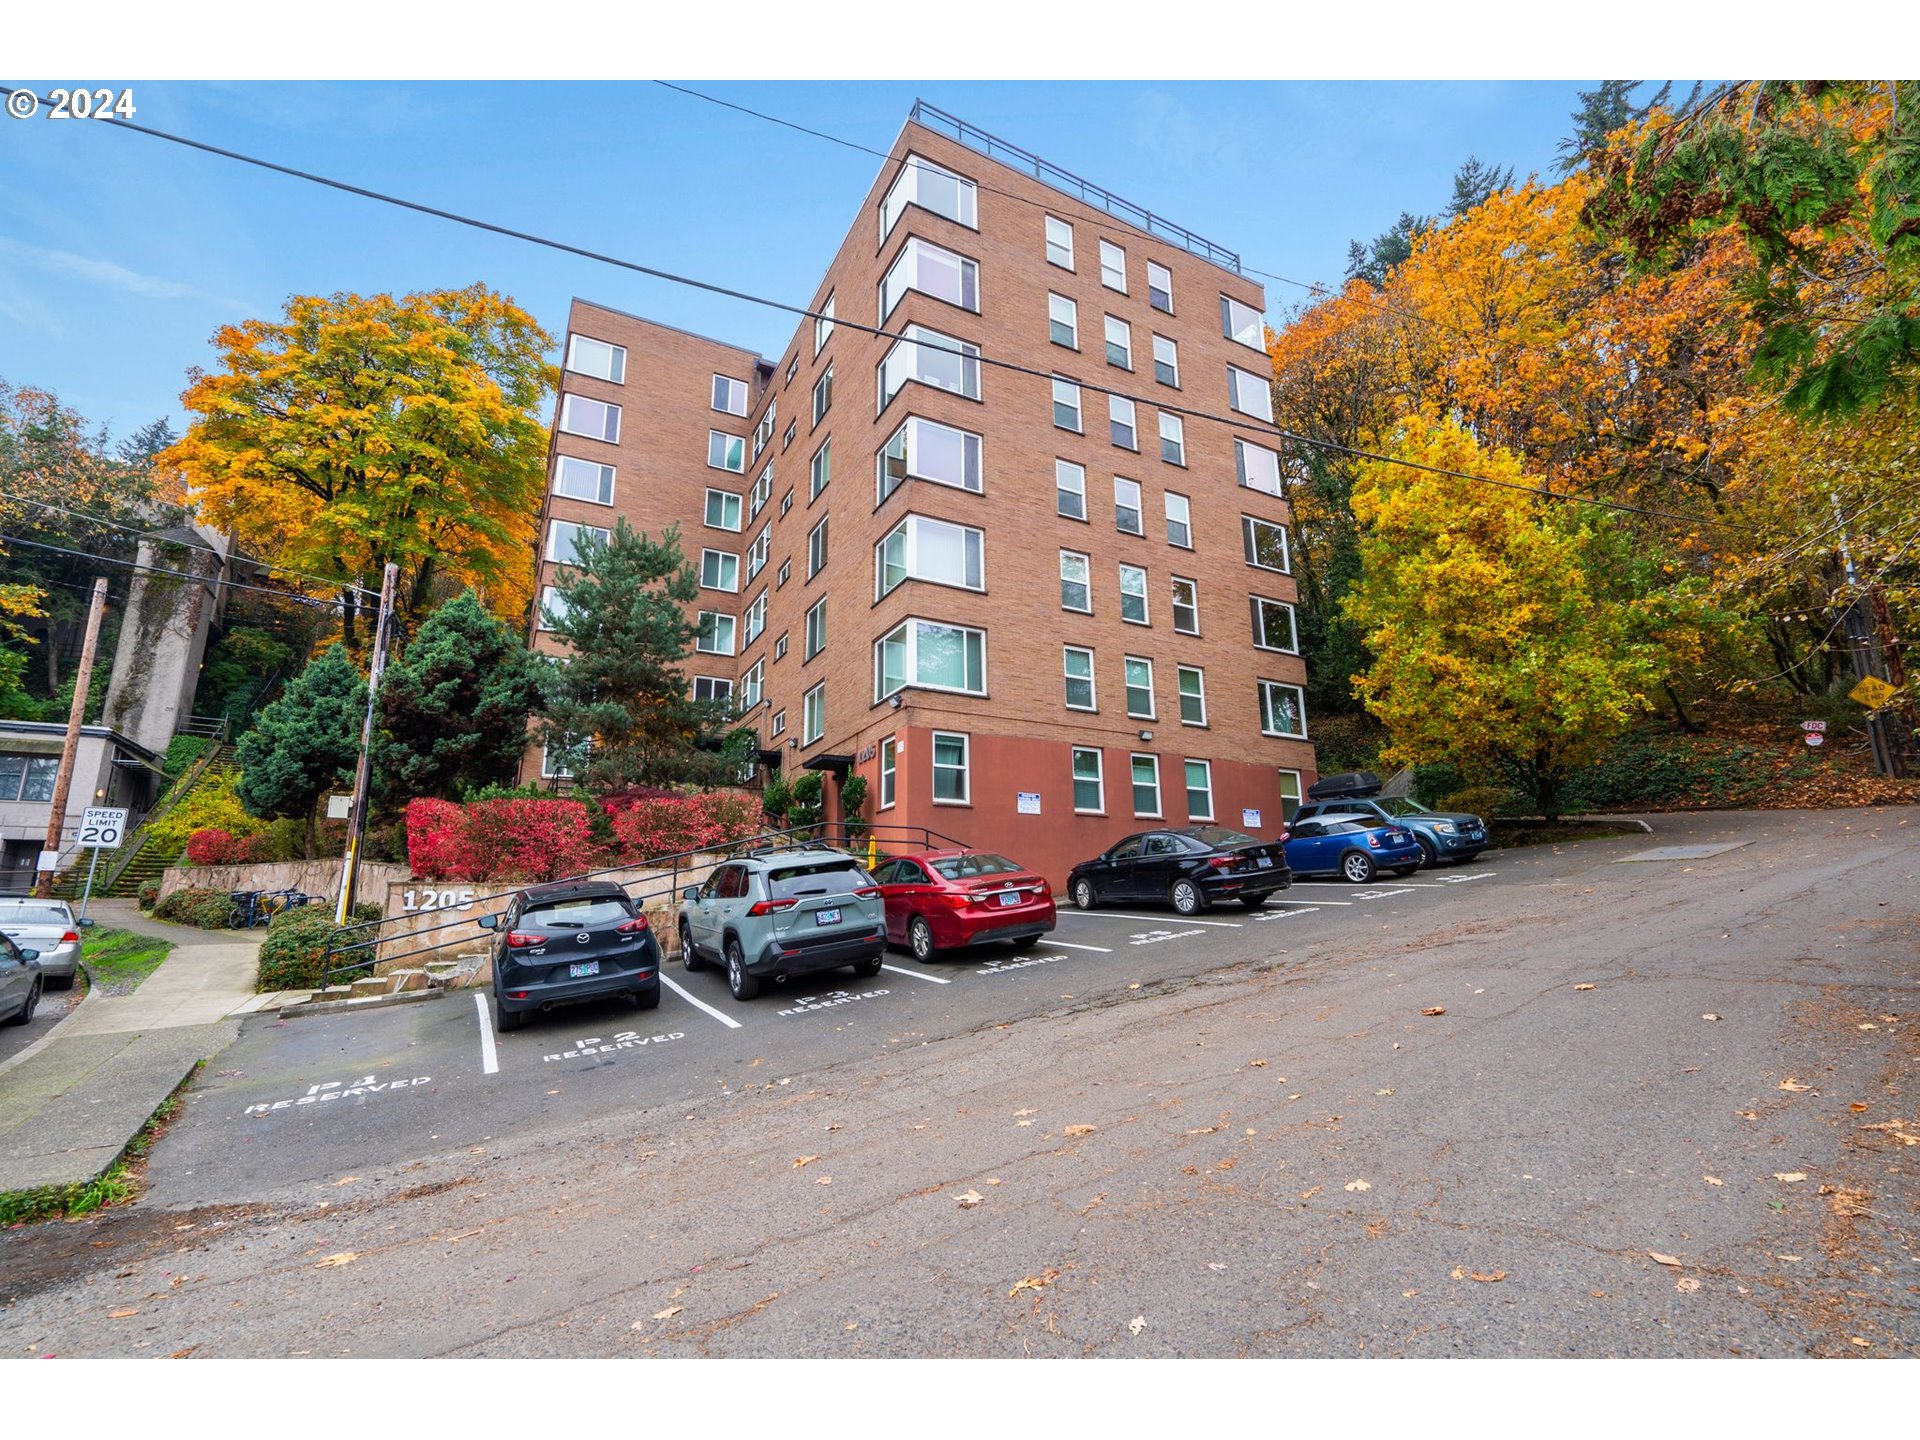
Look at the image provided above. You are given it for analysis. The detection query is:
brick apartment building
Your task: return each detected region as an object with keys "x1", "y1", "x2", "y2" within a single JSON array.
[{"x1": 519, "y1": 102, "x2": 1317, "y2": 883}]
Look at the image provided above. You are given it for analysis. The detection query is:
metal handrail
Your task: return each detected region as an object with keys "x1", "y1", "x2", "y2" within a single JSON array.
[{"x1": 97, "y1": 739, "x2": 229, "y2": 895}]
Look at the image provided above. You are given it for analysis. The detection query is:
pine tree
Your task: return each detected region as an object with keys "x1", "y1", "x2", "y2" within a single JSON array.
[
  {"x1": 1447, "y1": 155, "x2": 1515, "y2": 218},
  {"x1": 234, "y1": 644, "x2": 366, "y2": 852},
  {"x1": 1344, "y1": 212, "x2": 1432, "y2": 287}
]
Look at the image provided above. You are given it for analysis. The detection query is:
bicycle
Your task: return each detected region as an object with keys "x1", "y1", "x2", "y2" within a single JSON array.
[{"x1": 227, "y1": 887, "x2": 328, "y2": 928}]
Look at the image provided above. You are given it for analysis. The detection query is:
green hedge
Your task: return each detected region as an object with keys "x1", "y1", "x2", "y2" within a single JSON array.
[
  {"x1": 154, "y1": 886, "x2": 234, "y2": 929},
  {"x1": 254, "y1": 903, "x2": 382, "y2": 991}
]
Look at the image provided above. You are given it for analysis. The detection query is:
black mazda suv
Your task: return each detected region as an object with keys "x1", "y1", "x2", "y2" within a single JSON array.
[{"x1": 481, "y1": 880, "x2": 661, "y2": 1033}]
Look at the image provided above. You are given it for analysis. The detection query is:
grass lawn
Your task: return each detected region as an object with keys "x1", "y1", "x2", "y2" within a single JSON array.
[
  {"x1": 1489, "y1": 822, "x2": 1646, "y2": 849},
  {"x1": 81, "y1": 927, "x2": 175, "y2": 996}
]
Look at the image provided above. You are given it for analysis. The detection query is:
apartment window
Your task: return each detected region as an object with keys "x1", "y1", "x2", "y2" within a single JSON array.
[
  {"x1": 1118, "y1": 563, "x2": 1149, "y2": 624},
  {"x1": 743, "y1": 590, "x2": 768, "y2": 644},
  {"x1": 553, "y1": 455, "x2": 615, "y2": 505},
  {"x1": 810, "y1": 439, "x2": 832, "y2": 500},
  {"x1": 877, "y1": 415, "x2": 984, "y2": 502},
  {"x1": 1131, "y1": 754, "x2": 1161, "y2": 818},
  {"x1": 777, "y1": 558, "x2": 792, "y2": 589},
  {"x1": 783, "y1": 420, "x2": 796, "y2": 451},
  {"x1": 699, "y1": 549, "x2": 740, "y2": 593},
  {"x1": 875, "y1": 514, "x2": 985, "y2": 597},
  {"x1": 1060, "y1": 550, "x2": 1092, "y2": 612},
  {"x1": 1045, "y1": 216, "x2": 1074, "y2": 270},
  {"x1": 771, "y1": 708, "x2": 787, "y2": 737},
  {"x1": 1170, "y1": 576, "x2": 1200, "y2": 636},
  {"x1": 1152, "y1": 334, "x2": 1179, "y2": 388},
  {"x1": 815, "y1": 293, "x2": 835, "y2": 354},
  {"x1": 881, "y1": 238, "x2": 980, "y2": 319},
  {"x1": 751, "y1": 464, "x2": 773, "y2": 519},
  {"x1": 1114, "y1": 477, "x2": 1143, "y2": 535},
  {"x1": 1063, "y1": 645, "x2": 1096, "y2": 711},
  {"x1": 812, "y1": 366, "x2": 834, "y2": 424},
  {"x1": 931, "y1": 731, "x2": 970, "y2": 804},
  {"x1": 704, "y1": 488, "x2": 743, "y2": 531},
  {"x1": 1243, "y1": 515, "x2": 1292, "y2": 572},
  {"x1": 1229, "y1": 365, "x2": 1274, "y2": 423},
  {"x1": 1277, "y1": 768, "x2": 1304, "y2": 821},
  {"x1": 1052, "y1": 377, "x2": 1082, "y2": 432},
  {"x1": 1159, "y1": 413, "x2": 1185, "y2": 466},
  {"x1": 1184, "y1": 760, "x2": 1214, "y2": 821},
  {"x1": 1072, "y1": 747, "x2": 1104, "y2": 813},
  {"x1": 540, "y1": 739, "x2": 581, "y2": 781},
  {"x1": 781, "y1": 490, "x2": 794, "y2": 517},
  {"x1": 1235, "y1": 438, "x2": 1283, "y2": 496},
  {"x1": 1222, "y1": 294, "x2": 1265, "y2": 350},
  {"x1": 547, "y1": 519, "x2": 609, "y2": 567},
  {"x1": 712, "y1": 374, "x2": 749, "y2": 416},
  {"x1": 807, "y1": 515, "x2": 829, "y2": 578},
  {"x1": 774, "y1": 632, "x2": 789, "y2": 661},
  {"x1": 745, "y1": 524, "x2": 770, "y2": 581},
  {"x1": 804, "y1": 597, "x2": 827, "y2": 659},
  {"x1": 876, "y1": 619, "x2": 986, "y2": 700},
  {"x1": 1251, "y1": 596, "x2": 1300, "y2": 653},
  {"x1": 803, "y1": 683, "x2": 826, "y2": 745},
  {"x1": 879, "y1": 736, "x2": 897, "y2": 808},
  {"x1": 739, "y1": 660, "x2": 763, "y2": 711},
  {"x1": 558, "y1": 394, "x2": 620, "y2": 443},
  {"x1": 1109, "y1": 395, "x2": 1137, "y2": 449},
  {"x1": 1124, "y1": 656, "x2": 1155, "y2": 719},
  {"x1": 1048, "y1": 293, "x2": 1078, "y2": 349},
  {"x1": 1165, "y1": 492, "x2": 1192, "y2": 548},
  {"x1": 1104, "y1": 315, "x2": 1133, "y2": 370},
  {"x1": 1147, "y1": 262, "x2": 1173, "y2": 314},
  {"x1": 879, "y1": 324, "x2": 981, "y2": 407},
  {"x1": 1100, "y1": 240, "x2": 1127, "y2": 293},
  {"x1": 1056, "y1": 460, "x2": 1087, "y2": 521},
  {"x1": 696, "y1": 611, "x2": 737, "y2": 656},
  {"x1": 880, "y1": 154, "x2": 978, "y2": 240},
  {"x1": 708, "y1": 431, "x2": 747, "y2": 473},
  {"x1": 693, "y1": 676, "x2": 735, "y2": 709},
  {"x1": 1259, "y1": 680, "x2": 1308, "y2": 738},
  {"x1": 536, "y1": 586, "x2": 571, "y2": 633},
  {"x1": 752, "y1": 397, "x2": 777, "y2": 459},
  {"x1": 1177, "y1": 665, "x2": 1207, "y2": 725},
  {"x1": 566, "y1": 335, "x2": 626, "y2": 383}
]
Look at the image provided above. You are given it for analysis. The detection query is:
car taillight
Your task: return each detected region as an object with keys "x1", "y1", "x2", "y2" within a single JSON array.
[
  {"x1": 745, "y1": 897, "x2": 800, "y2": 917},
  {"x1": 506, "y1": 932, "x2": 548, "y2": 948},
  {"x1": 61, "y1": 930, "x2": 79, "y2": 943},
  {"x1": 853, "y1": 886, "x2": 881, "y2": 897},
  {"x1": 940, "y1": 892, "x2": 973, "y2": 910},
  {"x1": 1366, "y1": 835, "x2": 1381, "y2": 848},
  {"x1": 1206, "y1": 856, "x2": 1234, "y2": 869},
  {"x1": 1037, "y1": 879, "x2": 1052, "y2": 897},
  {"x1": 616, "y1": 916, "x2": 650, "y2": 933}
]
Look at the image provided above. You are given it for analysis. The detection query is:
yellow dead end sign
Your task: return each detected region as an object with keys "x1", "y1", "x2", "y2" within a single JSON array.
[{"x1": 1848, "y1": 675, "x2": 1900, "y2": 710}]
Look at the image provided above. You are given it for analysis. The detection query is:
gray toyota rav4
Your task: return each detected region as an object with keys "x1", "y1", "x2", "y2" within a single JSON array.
[{"x1": 677, "y1": 846, "x2": 886, "y2": 1001}]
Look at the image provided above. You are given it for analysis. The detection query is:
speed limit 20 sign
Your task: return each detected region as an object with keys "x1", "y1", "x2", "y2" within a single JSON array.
[{"x1": 79, "y1": 806, "x2": 129, "y2": 849}]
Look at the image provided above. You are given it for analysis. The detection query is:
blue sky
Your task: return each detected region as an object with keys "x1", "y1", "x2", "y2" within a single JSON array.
[{"x1": 1, "y1": 80, "x2": 1598, "y2": 442}]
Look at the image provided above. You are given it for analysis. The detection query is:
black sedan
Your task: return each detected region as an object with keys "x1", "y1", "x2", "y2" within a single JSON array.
[
  {"x1": 1067, "y1": 826, "x2": 1292, "y2": 916},
  {"x1": 479, "y1": 879, "x2": 661, "y2": 1033}
]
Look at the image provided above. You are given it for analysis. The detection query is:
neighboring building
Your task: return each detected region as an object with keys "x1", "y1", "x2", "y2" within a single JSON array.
[
  {"x1": 519, "y1": 102, "x2": 1316, "y2": 883},
  {"x1": 100, "y1": 524, "x2": 233, "y2": 757},
  {"x1": 0, "y1": 721, "x2": 161, "y2": 894}
]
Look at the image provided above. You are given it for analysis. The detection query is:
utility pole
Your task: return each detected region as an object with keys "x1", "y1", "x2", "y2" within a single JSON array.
[
  {"x1": 335, "y1": 564, "x2": 399, "y2": 924},
  {"x1": 35, "y1": 577, "x2": 108, "y2": 898},
  {"x1": 1830, "y1": 495, "x2": 1909, "y2": 779}
]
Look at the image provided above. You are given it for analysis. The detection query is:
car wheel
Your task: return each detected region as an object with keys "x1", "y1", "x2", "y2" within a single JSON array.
[
  {"x1": 6, "y1": 978, "x2": 40, "y2": 1026},
  {"x1": 908, "y1": 916, "x2": 937, "y2": 963},
  {"x1": 1170, "y1": 878, "x2": 1205, "y2": 916},
  {"x1": 1011, "y1": 934, "x2": 1043, "y2": 950},
  {"x1": 853, "y1": 956, "x2": 883, "y2": 979},
  {"x1": 726, "y1": 937, "x2": 760, "y2": 1001},
  {"x1": 679, "y1": 921, "x2": 702, "y2": 971},
  {"x1": 1239, "y1": 894, "x2": 1269, "y2": 909},
  {"x1": 493, "y1": 993, "x2": 524, "y2": 1032},
  {"x1": 1415, "y1": 836, "x2": 1438, "y2": 870},
  {"x1": 1072, "y1": 878, "x2": 1097, "y2": 911},
  {"x1": 634, "y1": 985, "x2": 660, "y2": 1011},
  {"x1": 1341, "y1": 851, "x2": 1377, "y2": 884}
]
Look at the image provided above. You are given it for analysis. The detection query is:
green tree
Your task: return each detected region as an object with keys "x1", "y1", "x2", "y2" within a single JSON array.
[
  {"x1": 1447, "y1": 155, "x2": 1514, "y2": 218},
  {"x1": 234, "y1": 644, "x2": 366, "y2": 853},
  {"x1": 1556, "y1": 80, "x2": 1699, "y2": 173},
  {"x1": 1344, "y1": 211, "x2": 1431, "y2": 287},
  {"x1": 373, "y1": 592, "x2": 546, "y2": 803}
]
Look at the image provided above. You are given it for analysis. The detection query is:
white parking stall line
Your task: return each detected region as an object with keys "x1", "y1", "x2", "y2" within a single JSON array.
[
  {"x1": 659, "y1": 973, "x2": 744, "y2": 1029},
  {"x1": 880, "y1": 963, "x2": 951, "y2": 985},
  {"x1": 1059, "y1": 912, "x2": 1244, "y2": 929},
  {"x1": 474, "y1": 993, "x2": 499, "y2": 1075},
  {"x1": 1046, "y1": 940, "x2": 1113, "y2": 953},
  {"x1": 1275, "y1": 897, "x2": 1353, "y2": 905},
  {"x1": 1444, "y1": 872, "x2": 1496, "y2": 884}
]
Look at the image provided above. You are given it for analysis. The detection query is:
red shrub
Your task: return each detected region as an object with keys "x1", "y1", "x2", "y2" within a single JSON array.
[
  {"x1": 608, "y1": 790, "x2": 764, "y2": 862},
  {"x1": 405, "y1": 797, "x2": 468, "y2": 880},
  {"x1": 405, "y1": 795, "x2": 600, "y2": 882},
  {"x1": 185, "y1": 828, "x2": 243, "y2": 866}
]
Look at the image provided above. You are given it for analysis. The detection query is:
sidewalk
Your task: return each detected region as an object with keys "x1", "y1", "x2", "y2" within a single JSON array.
[{"x1": 0, "y1": 901, "x2": 260, "y2": 1195}]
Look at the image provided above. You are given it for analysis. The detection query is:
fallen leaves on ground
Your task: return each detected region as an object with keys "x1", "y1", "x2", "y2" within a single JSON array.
[
  {"x1": 1772, "y1": 1172, "x2": 1808, "y2": 1183},
  {"x1": 1573, "y1": 984, "x2": 1596, "y2": 992},
  {"x1": 1300, "y1": 1186, "x2": 1322, "y2": 1201},
  {"x1": 1128, "y1": 1316, "x2": 1146, "y2": 1336},
  {"x1": 815, "y1": 1176, "x2": 832, "y2": 1186},
  {"x1": 1248, "y1": 1059, "x2": 1267, "y2": 1068},
  {"x1": 108, "y1": 1307, "x2": 138, "y2": 1319},
  {"x1": 313, "y1": 1253, "x2": 357, "y2": 1268},
  {"x1": 1063, "y1": 1124, "x2": 1097, "y2": 1137},
  {"x1": 1014, "y1": 1108, "x2": 1037, "y2": 1117},
  {"x1": 1704, "y1": 1176, "x2": 1724, "y2": 1186},
  {"x1": 793, "y1": 1155, "x2": 821, "y2": 1168},
  {"x1": 333, "y1": 1176, "x2": 359, "y2": 1186},
  {"x1": 1449, "y1": 1266, "x2": 1504, "y2": 1282},
  {"x1": 1420, "y1": 1007, "x2": 1447, "y2": 1017},
  {"x1": 1850, "y1": 1102, "x2": 1871, "y2": 1113},
  {"x1": 1008, "y1": 1268, "x2": 1060, "y2": 1298},
  {"x1": 1345, "y1": 1178, "x2": 1372, "y2": 1192},
  {"x1": 955, "y1": 1190, "x2": 985, "y2": 1209},
  {"x1": 1649, "y1": 1252, "x2": 1683, "y2": 1267},
  {"x1": 1676, "y1": 1277, "x2": 1701, "y2": 1293},
  {"x1": 1778, "y1": 1078, "x2": 1813, "y2": 1092},
  {"x1": 651, "y1": 1305, "x2": 683, "y2": 1321},
  {"x1": 1186, "y1": 1124, "x2": 1223, "y2": 1135},
  {"x1": 1702, "y1": 1013, "x2": 1721, "y2": 1021}
]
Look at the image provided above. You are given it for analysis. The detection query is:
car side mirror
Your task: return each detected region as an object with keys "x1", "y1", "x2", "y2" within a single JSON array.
[
  {"x1": 18, "y1": 948, "x2": 38, "y2": 961},
  {"x1": 78, "y1": 917, "x2": 96, "y2": 928},
  {"x1": 476, "y1": 914, "x2": 498, "y2": 930},
  {"x1": 682, "y1": 887, "x2": 701, "y2": 902}
]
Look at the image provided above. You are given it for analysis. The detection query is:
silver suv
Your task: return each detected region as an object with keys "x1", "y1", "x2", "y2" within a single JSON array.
[{"x1": 677, "y1": 846, "x2": 886, "y2": 1001}]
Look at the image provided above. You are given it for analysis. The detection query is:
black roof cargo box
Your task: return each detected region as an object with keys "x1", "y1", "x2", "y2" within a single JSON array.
[{"x1": 1307, "y1": 771, "x2": 1383, "y2": 801}]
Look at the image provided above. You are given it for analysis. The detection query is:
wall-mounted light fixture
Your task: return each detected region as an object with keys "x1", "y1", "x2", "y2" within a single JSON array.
[
  {"x1": 788, "y1": 737, "x2": 799, "y2": 748},
  {"x1": 889, "y1": 695, "x2": 902, "y2": 709},
  {"x1": 1137, "y1": 730, "x2": 1153, "y2": 741}
]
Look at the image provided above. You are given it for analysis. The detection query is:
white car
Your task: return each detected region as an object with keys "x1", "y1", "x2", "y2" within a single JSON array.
[{"x1": 0, "y1": 899, "x2": 84, "y2": 989}]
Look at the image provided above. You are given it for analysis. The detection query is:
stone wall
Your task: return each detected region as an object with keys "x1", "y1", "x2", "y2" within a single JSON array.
[{"x1": 158, "y1": 859, "x2": 409, "y2": 907}]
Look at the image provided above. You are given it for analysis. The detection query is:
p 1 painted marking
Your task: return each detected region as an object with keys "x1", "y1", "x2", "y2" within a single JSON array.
[
  {"x1": 1045, "y1": 940, "x2": 1112, "y2": 953},
  {"x1": 474, "y1": 992, "x2": 499, "y2": 1075},
  {"x1": 243, "y1": 1075, "x2": 432, "y2": 1117},
  {"x1": 1129, "y1": 928, "x2": 1209, "y2": 947},
  {"x1": 659, "y1": 973, "x2": 743, "y2": 1029},
  {"x1": 880, "y1": 962, "x2": 951, "y2": 985},
  {"x1": 776, "y1": 987, "x2": 890, "y2": 1018},
  {"x1": 977, "y1": 952, "x2": 1066, "y2": 975},
  {"x1": 543, "y1": 1030, "x2": 684, "y2": 1063},
  {"x1": 1061, "y1": 912, "x2": 1243, "y2": 929}
]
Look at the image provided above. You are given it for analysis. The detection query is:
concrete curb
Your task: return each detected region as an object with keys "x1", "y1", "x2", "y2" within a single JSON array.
[
  {"x1": 0, "y1": 962, "x2": 99, "y2": 1082},
  {"x1": 1497, "y1": 816, "x2": 1656, "y2": 834},
  {"x1": 274, "y1": 987, "x2": 447, "y2": 1021}
]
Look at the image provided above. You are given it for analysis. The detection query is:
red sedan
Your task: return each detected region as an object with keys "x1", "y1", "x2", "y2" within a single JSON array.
[{"x1": 870, "y1": 850, "x2": 1056, "y2": 962}]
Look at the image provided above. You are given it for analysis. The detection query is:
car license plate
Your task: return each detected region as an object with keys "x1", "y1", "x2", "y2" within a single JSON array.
[
  {"x1": 816, "y1": 908, "x2": 841, "y2": 926},
  {"x1": 1256, "y1": 856, "x2": 1273, "y2": 868},
  {"x1": 568, "y1": 960, "x2": 599, "y2": 978},
  {"x1": 998, "y1": 891, "x2": 1020, "y2": 906}
]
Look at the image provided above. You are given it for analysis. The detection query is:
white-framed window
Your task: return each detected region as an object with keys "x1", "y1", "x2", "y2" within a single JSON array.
[
  {"x1": 696, "y1": 611, "x2": 737, "y2": 656},
  {"x1": 1052, "y1": 377, "x2": 1082, "y2": 432},
  {"x1": 1277, "y1": 767, "x2": 1304, "y2": 821},
  {"x1": 1159, "y1": 412, "x2": 1186, "y2": 466},
  {"x1": 1056, "y1": 459, "x2": 1087, "y2": 521},
  {"x1": 1251, "y1": 595, "x2": 1300, "y2": 653},
  {"x1": 1259, "y1": 680, "x2": 1308, "y2": 738},
  {"x1": 567, "y1": 335, "x2": 626, "y2": 383},
  {"x1": 743, "y1": 589, "x2": 768, "y2": 644},
  {"x1": 774, "y1": 631, "x2": 789, "y2": 661},
  {"x1": 777, "y1": 558, "x2": 792, "y2": 589},
  {"x1": 1229, "y1": 365, "x2": 1275, "y2": 423},
  {"x1": 1171, "y1": 576, "x2": 1200, "y2": 636},
  {"x1": 1124, "y1": 656, "x2": 1155, "y2": 719},
  {"x1": 875, "y1": 514, "x2": 985, "y2": 597},
  {"x1": 881, "y1": 154, "x2": 978, "y2": 240},
  {"x1": 552, "y1": 455, "x2": 615, "y2": 506},
  {"x1": 1104, "y1": 315, "x2": 1133, "y2": 370},
  {"x1": 815, "y1": 292, "x2": 835, "y2": 354},
  {"x1": 877, "y1": 415, "x2": 984, "y2": 502},
  {"x1": 559, "y1": 394, "x2": 620, "y2": 443},
  {"x1": 1165, "y1": 491, "x2": 1192, "y2": 547},
  {"x1": 536, "y1": 585, "x2": 571, "y2": 632},
  {"x1": 1114, "y1": 476, "x2": 1143, "y2": 535},
  {"x1": 739, "y1": 660, "x2": 763, "y2": 711},
  {"x1": 804, "y1": 597, "x2": 827, "y2": 659},
  {"x1": 1184, "y1": 759, "x2": 1214, "y2": 821},
  {"x1": 931, "y1": 730, "x2": 970, "y2": 804},
  {"x1": 1045, "y1": 216, "x2": 1074, "y2": 270},
  {"x1": 1147, "y1": 262, "x2": 1173, "y2": 314},
  {"x1": 546, "y1": 519, "x2": 610, "y2": 567},
  {"x1": 879, "y1": 324, "x2": 981, "y2": 408},
  {"x1": 541, "y1": 738, "x2": 581, "y2": 780},
  {"x1": 708, "y1": 431, "x2": 747, "y2": 473},
  {"x1": 803, "y1": 683, "x2": 826, "y2": 745},
  {"x1": 700, "y1": 549, "x2": 740, "y2": 593},
  {"x1": 1222, "y1": 293, "x2": 1265, "y2": 349},
  {"x1": 771, "y1": 708, "x2": 787, "y2": 737},
  {"x1": 1100, "y1": 239, "x2": 1127, "y2": 293},
  {"x1": 807, "y1": 515, "x2": 829, "y2": 578},
  {"x1": 694, "y1": 675, "x2": 735, "y2": 708},
  {"x1": 781, "y1": 489, "x2": 794, "y2": 517},
  {"x1": 1177, "y1": 665, "x2": 1207, "y2": 725},
  {"x1": 753, "y1": 397, "x2": 778, "y2": 459},
  {"x1": 1119, "y1": 563, "x2": 1149, "y2": 624},
  {"x1": 810, "y1": 439, "x2": 832, "y2": 499},
  {"x1": 1060, "y1": 550, "x2": 1092, "y2": 612},
  {"x1": 1109, "y1": 394, "x2": 1137, "y2": 449},
  {"x1": 875, "y1": 619, "x2": 986, "y2": 700},
  {"x1": 1063, "y1": 645, "x2": 1096, "y2": 711},
  {"x1": 1072, "y1": 747, "x2": 1104, "y2": 813},
  {"x1": 704, "y1": 488, "x2": 743, "y2": 532},
  {"x1": 782, "y1": 420, "x2": 795, "y2": 451},
  {"x1": 786, "y1": 355, "x2": 799, "y2": 386},
  {"x1": 751, "y1": 463, "x2": 773, "y2": 520},
  {"x1": 879, "y1": 735, "x2": 898, "y2": 808},
  {"x1": 882, "y1": 237, "x2": 980, "y2": 319},
  {"x1": 812, "y1": 365, "x2": 834, "y2": 424},
  {"x1": 1243, "y1": 515, "x2": 1292, "y2": 572},
  {"x1": 712, "y1": 374, "x2": 749, "y2": 416},
  {"x1": 1236, "y1": 438, "x2": 1283, "y2": 496},
  {"x1": 745, "y1": 524, "x2": 771, "y2": 581},
  {"x1": 1048, "y1": 293, "x2": 1079, "y2": 349},
  {"x1": 1152, "y1": 334, "x2": 1179, "y2": 388},
  {"x1": 1130, "y1": 753, "x2": 1161, "y2": 817}
]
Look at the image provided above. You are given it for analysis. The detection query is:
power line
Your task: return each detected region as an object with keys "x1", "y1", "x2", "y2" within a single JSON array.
[{"x1": 0, "y1": 532, "x2": 344, "y2": 610}]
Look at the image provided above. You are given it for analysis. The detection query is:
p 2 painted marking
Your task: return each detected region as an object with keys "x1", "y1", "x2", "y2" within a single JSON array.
[
  {"x1": 244, "y1": 1075, "x2": 431, "y2": 1117},
  {"x1": 777, "y1": 987, "x2": 889, "y2": 1017},
  {"x1": 977, "y1": 952, "x2": 1067, "y2": 975},
  {"x1": 543, "y1": 1030, "x2": 684, "y2": 1063}
]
